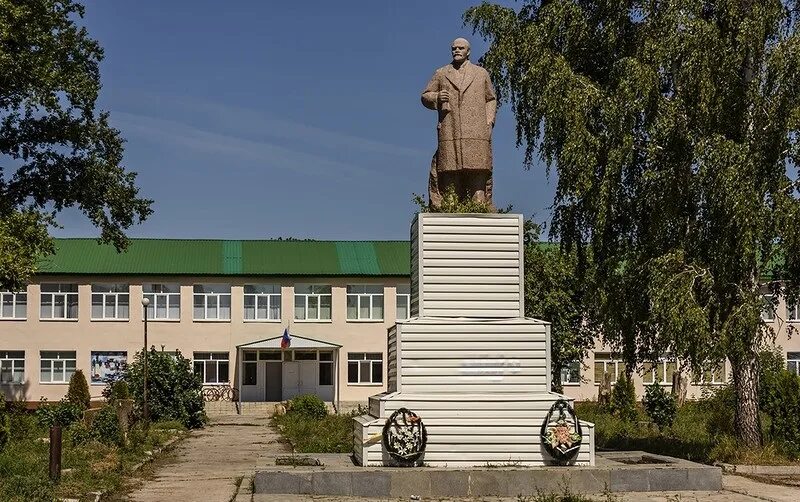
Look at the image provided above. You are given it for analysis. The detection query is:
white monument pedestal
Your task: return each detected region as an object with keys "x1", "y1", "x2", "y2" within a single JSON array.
[{"x1": 353, "y1": 213, "x2": 595, "y2": 467}]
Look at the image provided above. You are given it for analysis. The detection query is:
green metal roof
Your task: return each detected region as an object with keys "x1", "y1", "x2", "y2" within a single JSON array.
[{"x1": 37, "y1": 239, "x2": 411, "y2": 277}]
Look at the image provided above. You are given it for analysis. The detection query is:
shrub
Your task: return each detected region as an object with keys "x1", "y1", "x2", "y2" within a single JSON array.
[
  {"x1": 610, "y1": 374, "x2": 638, "y2": 422},
  {"x1": 699, "y1": 384, "x2": 736, "y2": 437},
  {"x1": 122, "y1": 348, "x2": 206, "y2": 429},
  {"x1": 67, "y1": 369, "x2": 91, "y2": 409},
  {"x1": 289, "y1": 394, "x2": 328, "y2": 419},
  {"x1": 35, "y1": 398, "x2": 83, "y2": 429},
  {"x1": 0, "y1": 400, "x2": 9, "y2": 452},
  {"x1": 90, "y1": 405, "x2": 123, "y2": 446},
  {"x1": 643, "y1": 382, "x2": 677, "y2": 429},
  {"x1": 758, "y1": 350, "x2": 800, "y2": 449},
  {"x1": 110, "y1": 380, "x2": 131, "y2": 401},
  {"x1": 67, "y1": 421, "x2": 93, "y2": 447}
]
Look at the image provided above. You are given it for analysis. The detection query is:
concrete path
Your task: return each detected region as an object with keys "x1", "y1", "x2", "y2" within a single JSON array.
[{"x1": 119, "y1": 413, "x2": 286, "y2": 502}]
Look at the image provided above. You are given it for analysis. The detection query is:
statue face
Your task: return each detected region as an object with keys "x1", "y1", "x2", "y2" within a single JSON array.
[{"x1": 451, "y1": 38, "x2": 470, "y2": 64}]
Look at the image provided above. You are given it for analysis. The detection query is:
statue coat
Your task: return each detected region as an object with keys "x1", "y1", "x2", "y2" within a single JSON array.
[{"x1": 421, "y1": 61, "x2": 497, "y2": 172}]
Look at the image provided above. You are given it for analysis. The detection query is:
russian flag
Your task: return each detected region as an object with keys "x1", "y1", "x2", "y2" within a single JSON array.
[{"x1": 280, "y1": 328, "x2": 291, "y2": 349}]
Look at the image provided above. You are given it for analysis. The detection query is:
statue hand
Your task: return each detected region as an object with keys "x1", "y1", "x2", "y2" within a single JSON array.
[{"x1": 438, "y1": 90, "x2": 450, "y2": 103}]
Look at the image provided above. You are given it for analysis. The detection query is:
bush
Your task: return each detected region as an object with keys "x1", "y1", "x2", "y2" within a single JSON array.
[
  {"x1": 610, "y1": 374, "x2": 638, "y2": 422},
  {"x1": 67, "y1": 369, "x2": 91, "y2": 410},
  {"x1": 0, "y1": 400, "x2": 9, "y2": 452},
  {"x1": 122, "y1": 348, "x2": 206, "y2": 429},
  {"x1": 110, "y1": 380, "x2": 131, "y2": 401},
  {"x1": 759, "y1": 350, "x2": 800, "y2": 450},
  {"x1": 643, "y1": 382, "x2": 677, "y2": 429},
  {"x1": 289, "y1": 394, "x2": 328, "y2": 420},
  {"x1": 35, "y1": 399, "x2": 83, "y2": 429},
  {"x1": 699, "y1": 384, "x2": 736, "y2": 437},
  {"x1": 90, "y1": 405, "x2": 122, "y2": 446}
]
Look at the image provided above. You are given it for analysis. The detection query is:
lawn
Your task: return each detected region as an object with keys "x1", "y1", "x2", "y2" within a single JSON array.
[
  {"x1": 272, "y1": 409, "x2": 357, "y2": 453},
  {"x1": 0, "y1": 409, "x2": 185, "y2": 501}
]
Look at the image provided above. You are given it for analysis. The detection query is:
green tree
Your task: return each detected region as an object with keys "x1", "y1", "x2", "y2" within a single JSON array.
[
  {"x1": 123, "y1": 347, "x2": 206, "y2": 429},
  {"x1": 466, "y1": 0, "x2": 800, "y2": 446},
  {"x1": 524, "y1": 223, "x2": 593, "y2": 392},
  {"x1": 0, "y1": 0, "x2": 152, "y2": 291},
  {"x1": 66, "y1": 368, "x2": 90, "y2": 409}
]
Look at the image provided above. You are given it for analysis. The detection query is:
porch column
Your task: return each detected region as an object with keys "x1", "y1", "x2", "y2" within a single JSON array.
[
  {"x1": 334, "y1": 347, "x2": 340, "y2": 412},
  {"x1": 237, "y1": 346, "x2": 242, "y2": 414}
]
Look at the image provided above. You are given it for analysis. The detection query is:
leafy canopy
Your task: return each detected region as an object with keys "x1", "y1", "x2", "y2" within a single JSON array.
[
  {"x1": 466, "y1": 0, "x2": 800, "y2": 444},
  {"x1": 0, "y1": 0, "x2": 152, "y2": 290}
]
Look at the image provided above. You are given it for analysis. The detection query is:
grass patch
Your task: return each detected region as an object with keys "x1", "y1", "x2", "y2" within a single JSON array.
[
  {"x1": 272, "y1": 410, "x2": 358, "y2": 453},
  {"x1": 576, "y1": 400, "x2": 800, "y2": 465},
  {"x1": 0, "y1": 410, "x2": 186, "y2": 501}
]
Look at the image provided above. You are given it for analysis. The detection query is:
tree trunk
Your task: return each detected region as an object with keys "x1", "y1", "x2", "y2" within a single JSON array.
[{"x1": 732, "y1": 351, "x2": 762, "y2": 447}]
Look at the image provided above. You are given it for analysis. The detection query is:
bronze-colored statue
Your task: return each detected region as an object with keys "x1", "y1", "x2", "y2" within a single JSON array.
[{"x1": 422, "y1": 38, "x2": 497, "y2": 209}]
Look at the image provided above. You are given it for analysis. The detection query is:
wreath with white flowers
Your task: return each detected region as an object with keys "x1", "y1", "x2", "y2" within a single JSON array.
[
  {"x1": 540, "y1": 399, "x2": 583, "y2": 465},
  {"x1": 382, "y1": 407, "x2": 427, "y2": 465}
]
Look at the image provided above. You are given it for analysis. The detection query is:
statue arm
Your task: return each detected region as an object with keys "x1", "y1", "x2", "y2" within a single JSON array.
[
  {"x1": 485, "y1": 72, "x2": 497, "y2": 126},
  {"x1": 421, "y1": 72, "x2": 440, "y2": 110}
]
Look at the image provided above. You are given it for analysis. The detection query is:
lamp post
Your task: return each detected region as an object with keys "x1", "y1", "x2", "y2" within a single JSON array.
[{"x1": 141, "y1": 297, "x2": 150, "y2": 426}]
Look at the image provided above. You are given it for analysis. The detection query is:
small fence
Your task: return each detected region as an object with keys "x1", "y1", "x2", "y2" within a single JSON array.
[{"x1": 201, "y1": 385, "x2": 239, "y2": 402}]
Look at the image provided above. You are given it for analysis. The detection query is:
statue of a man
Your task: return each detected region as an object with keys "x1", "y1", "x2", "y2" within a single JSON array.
[{"x1": 422, "y1": 38, "x2": 497, "y2": 209}]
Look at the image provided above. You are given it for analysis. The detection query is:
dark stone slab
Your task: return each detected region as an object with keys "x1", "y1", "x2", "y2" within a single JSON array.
[
  {"x1": 648, "y1": 467, "x2": 689, "y2": 491},
  {"x1": 352, "y1": 471, "x2": 390, "y2": 498},
  {"x1": 609, "y1": 468, "x2": 651, "y2": 492},
  {"x1": 468, "y1": 470, "x2": 509, "y2": 496},
  {"x1": 429, "y1": 470, "x2": 469, "y2": 497},
  {"x1": 311, "y1": 471, "x2": 351, "y2": 496},
  {"x1": 254, "y1": 472, "x2": 311, "y2": 494}
]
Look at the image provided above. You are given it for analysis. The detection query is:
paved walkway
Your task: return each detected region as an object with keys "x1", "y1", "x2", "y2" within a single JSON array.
[
  {"x1": 116, "y1": 413, "x2": 800, "y2": 502},
  {"x1": 119, "y1": 413, "x2": 286, "y2": 502}
]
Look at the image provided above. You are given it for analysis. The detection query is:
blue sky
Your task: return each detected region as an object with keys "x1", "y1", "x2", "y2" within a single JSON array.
[{"x1": 54, "y1": 0, "x2": 554, "y2": 240}]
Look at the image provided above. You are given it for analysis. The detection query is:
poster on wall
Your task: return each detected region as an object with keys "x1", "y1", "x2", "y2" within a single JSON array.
[{"x1": 90, "y1": 351, "x2": 127, "y2": 385}]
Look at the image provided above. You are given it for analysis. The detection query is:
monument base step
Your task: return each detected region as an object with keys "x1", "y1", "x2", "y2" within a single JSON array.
[{"x1": 253, "y1": 452, "x2": 721, "y2": 497}]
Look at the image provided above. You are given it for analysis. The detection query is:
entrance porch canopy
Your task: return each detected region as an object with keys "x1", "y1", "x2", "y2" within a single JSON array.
[
  {"x1": 237, "y1": 335, "x2": 342, "y2": 351},
  {"x1": 235, "y1": 335, "x2": 342, "y2": 411}
]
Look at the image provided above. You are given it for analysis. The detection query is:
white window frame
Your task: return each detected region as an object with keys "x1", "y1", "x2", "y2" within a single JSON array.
[
  {"x1": 40, "y1": 284, "x2": 79, "y2": 320},
  {"x1": 694, "y1": 361, "x2": 727, "y2": 385},
  {"x1": 0, "y1": 351, "x2": 25, "y2": 384},
  {"x1": 788, "y1": 352, "x2": 800, "y2": 376},
  {"x1": 641, "y1": 357, "x2": 678, "y2": 386},
  {"x1": 761, "y1": 294, "x2": 776, "y2": 321},
  {"x1": 347, "y1": 352, "x2": 383, "y2": 385},
  {"x1": 40, "y1": 351, "x2": 77, "y2": 384},
  {"x1": 143, "y1": 283, "x2": 181, "y2": 320},
  {"x1": 559, "y1": 360, "x2": 581, "y2": 385},
  {"x1": 788, "y1": 303, "x2": 800, "y2": 322},
  {"x1": 193, "y1": 352, "x2": 230, "y2": 384},
  {"x1": 243, "y1": 284, "x2": 281, "y2": 321},
  {"x1": 346, "y1": 285, "x2": 384, "y2": 321},
  {"x1": 0, "y1": 291, "x2": 27, "y2": 320},
  {"x1": 91, "y1": 283, "x2": 130, "y2": 320},
  {"x1": 294, "y1": 284, "x2": 332, "y2": 321},
  {"x1": 396, "y1": 284, "x2": 411, "y2": 321},
  {"x1": 193, "y1": 284, "x2": 231, "y2": 321},
  {"x1": 593, "y1": 353, "x2": 626, "y2": 385}
]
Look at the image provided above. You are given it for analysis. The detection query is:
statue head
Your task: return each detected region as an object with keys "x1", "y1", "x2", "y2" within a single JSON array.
[{"x1": 451, "y1": 38, "x2": 471, "y2": 64}]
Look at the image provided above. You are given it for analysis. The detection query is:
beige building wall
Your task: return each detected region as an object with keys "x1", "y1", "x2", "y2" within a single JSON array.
[
  {"x1": 561, "y1": 293, "x2": 800, "y2": 401},
  {"x1": 0, "y1": 275, "x2": 409, "y2": 405}
]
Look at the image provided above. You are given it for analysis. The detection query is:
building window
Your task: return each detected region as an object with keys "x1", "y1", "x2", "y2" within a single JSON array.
[
  {"x1": 294, "y1": 284, "x2": 331, "y2": 321},
  {"x1": 559, "y1": 361, "x2": 581, "y2": 385},
  {"x1": 0, "y1": 291, "x2": 27, "y2": 320},
  {"x1": 193, "y1": 284, "x2": 231, "y2": 320},
  {"x1": 787, "y1": 352, "x2": 800, "y2": 375},
  {"x1": 788, "y1": 303, "x2": 800, "y2": 322},
  {"x1": 89, "y1": 351, "x2": 127, "y2": 385},
  {"x1": 91, "y1": 284, "x2": 130, "y2": 320},
  {"x1": 593, "y1": 353, "x2": 626, "y2": 385},
  {"x1": 40, "y1": 351, "x2": 76, "y2": 383},
  {"x1": 193, "y1": 352, "x2": 229, "y2": 384},
  {"x1": 347, "y1": 352, "x2": 382, "y2": 384},
  {"x1": 694, "y1": 361, "x2": 727, "y2": 385},
  {"x1": 642, "y1": 358, "x2": 678, "y2": 385},
  {"x1": 0, "y1": 351, "x2": 25, "y2": 384},
  {"x1": 761, "y1": 294, "x2": 776, "y2": 321},
  {"x1": 396, "y1": 284, "x2": 410, "y2": 320},
  {"x1": 40, "y1": 284, "x2": 79, "y2": 320},
  {"x1": 244, "y1": 284, "x2": 281, "y2": 321},
  {"x1": 243, "y1": 352, "x2": 257, "y2": 386},
  {"x1": 143, "y1": 283, "x2": 181, "y2": 320},
  {"x1": 319, "y1": 352, "x2": 334, "y2": 386},
  {"x1": 346, "y1": 285, "x2": 384, "y2": 321}
]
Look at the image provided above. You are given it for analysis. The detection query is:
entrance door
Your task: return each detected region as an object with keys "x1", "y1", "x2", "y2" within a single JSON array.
[
  {"x1": 299, "y1": 361, "x2": 317, "y2": 396},
  {"x1": 265, "y1": 362, "x2": 282, "y2": 401},
  {"x1": 282, "y1": 362, "x2": 300, "y2": 399}
]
